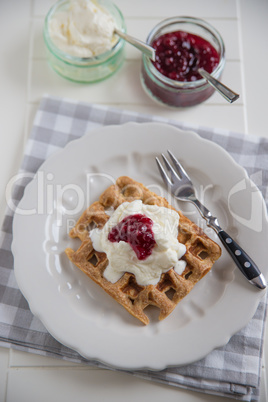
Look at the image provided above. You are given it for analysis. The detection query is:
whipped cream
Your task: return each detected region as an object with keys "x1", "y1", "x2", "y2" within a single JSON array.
[
  {"x1": 90, "y1": 200, "x2": 187, "y2": 286},
  {"x1": 48, "y1": 0, "x2": 117, "y2": 57}
]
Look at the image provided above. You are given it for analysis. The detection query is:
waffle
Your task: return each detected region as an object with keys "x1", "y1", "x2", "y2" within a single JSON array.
[{"x1": 65, "y1": 176, "x2": 221, "y2": 325}]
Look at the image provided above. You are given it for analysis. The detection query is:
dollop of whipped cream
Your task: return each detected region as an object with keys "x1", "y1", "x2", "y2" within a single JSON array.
[
  {"x1": 48, "y1": 0, "x2": 117, "y2": 57},
  {"x1": 90, "y1": 200, "x2": 187, "y2": 286}
]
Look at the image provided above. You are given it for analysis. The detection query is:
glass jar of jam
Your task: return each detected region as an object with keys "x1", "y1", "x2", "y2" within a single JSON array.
[{"x1": 141, "y1": 17, "x2": 225, "y2": 107}]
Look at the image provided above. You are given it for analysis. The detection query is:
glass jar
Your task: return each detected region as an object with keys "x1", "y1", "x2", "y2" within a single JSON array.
[
  {"x1": 141, "y1": 17, "x2": 225, "y2": 107},
  {"x1": 43, "y1": 0, "x2": 126, "y2": 83}
]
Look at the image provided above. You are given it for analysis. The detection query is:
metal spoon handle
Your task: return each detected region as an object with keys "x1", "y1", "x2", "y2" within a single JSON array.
[
  {"x1": 198, "y1": 68, "x2": 239, "y2": 103},
  {"x1": 115, "y1": 28, "x2": 155, "y2": 61}
]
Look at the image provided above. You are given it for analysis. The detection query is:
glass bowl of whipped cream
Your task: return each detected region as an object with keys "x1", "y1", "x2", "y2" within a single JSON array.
[{"x1": 43, "y1": 0, "x2": 126, "y2": 82}]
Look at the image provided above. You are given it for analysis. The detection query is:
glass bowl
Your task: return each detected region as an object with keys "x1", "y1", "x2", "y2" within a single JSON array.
[
  {"x1": 43, "y1": 0, "x2": 126, "y2": 83},
  {"x1": 141, "y1": 16, "x2": 225, "y2": 107}
]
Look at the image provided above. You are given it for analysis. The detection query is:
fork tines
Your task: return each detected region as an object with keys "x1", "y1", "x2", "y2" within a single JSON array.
[{"x1": 156, "y1": 150, "x2": 190, "y2": 186}]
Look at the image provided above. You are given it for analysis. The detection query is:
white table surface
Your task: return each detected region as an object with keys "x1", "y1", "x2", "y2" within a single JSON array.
[{"x1": 0, "y1": 0, "x2": 267, "y2": 401}]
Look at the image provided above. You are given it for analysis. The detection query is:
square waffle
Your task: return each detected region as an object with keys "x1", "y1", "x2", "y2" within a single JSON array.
[{"x1": 65, "y1": 176, "x2": 221, "y2": 325}]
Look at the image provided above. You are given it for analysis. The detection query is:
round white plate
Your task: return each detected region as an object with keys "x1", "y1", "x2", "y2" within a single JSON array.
[{"x1": 12, "y1": 122, "x2": 268, "y2": 370}]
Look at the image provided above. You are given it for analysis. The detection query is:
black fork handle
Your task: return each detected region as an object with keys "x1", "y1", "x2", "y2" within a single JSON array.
[
  {"x1": 191, "y1": 199, "x2": 266, "y2": 290},
  {"x1": 217, "y1": 230, "x2": 266, "y2": 289}
]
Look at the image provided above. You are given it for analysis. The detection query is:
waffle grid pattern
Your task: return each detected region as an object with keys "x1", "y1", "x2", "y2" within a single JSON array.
[{"x1": 65, "y1": 176, "x2": 221, "y2": 324}]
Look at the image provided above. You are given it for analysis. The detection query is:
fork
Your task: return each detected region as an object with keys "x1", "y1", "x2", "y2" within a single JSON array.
[{"x1": 156, "y1": 150, "x2": 267, "y2": 290}]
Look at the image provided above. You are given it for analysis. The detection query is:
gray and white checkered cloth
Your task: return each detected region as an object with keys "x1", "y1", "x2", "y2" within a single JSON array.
[{"x1": 0, "y1": 95, "x2": 267, "y2": 401}]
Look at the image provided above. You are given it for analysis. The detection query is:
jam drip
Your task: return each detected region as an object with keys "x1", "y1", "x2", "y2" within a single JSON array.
[
  {"x1": 108, "y1": 214, "x2": 156, "y2": 260},
  {"x1": 152, "y1": 30, "x2": 220, "y2": 82}
]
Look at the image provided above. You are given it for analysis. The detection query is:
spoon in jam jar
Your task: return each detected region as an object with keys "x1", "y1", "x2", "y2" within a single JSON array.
[
  {"x1": 114, "y1": 28, "x2": 156, "y2": 61},
  {"x1": 152, "y1": 29, "x2": 239, "y2": 104},
  {"x1": 198, "y1": 68, "x2": 239, "y2": 103}
]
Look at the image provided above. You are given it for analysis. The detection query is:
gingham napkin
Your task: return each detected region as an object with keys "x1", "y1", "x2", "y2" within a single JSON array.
[{"x1": 0, "y1": 95, "x2": 267, "y2": 401}]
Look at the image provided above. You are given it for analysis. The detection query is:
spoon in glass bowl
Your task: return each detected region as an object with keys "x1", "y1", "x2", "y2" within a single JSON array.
[
  {"x1": 198, "y1": 68, "x2": 239, "y2": 103},
  {"x1": 114, "y1": 28, "x2": 156, "y2": 61}
]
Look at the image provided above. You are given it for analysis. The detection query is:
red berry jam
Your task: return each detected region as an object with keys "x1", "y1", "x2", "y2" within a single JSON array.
[
  {"x1": 108, "y1": 214, "x2": 156, "y2": 260},
  {"x1": 152, "y1": 31, "x2": 220, "y2": 82}
]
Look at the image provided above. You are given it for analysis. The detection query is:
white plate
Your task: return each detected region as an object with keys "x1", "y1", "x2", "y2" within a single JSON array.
[{"x1": 12, "y1": 122, "x2": 268, "y2": 370}]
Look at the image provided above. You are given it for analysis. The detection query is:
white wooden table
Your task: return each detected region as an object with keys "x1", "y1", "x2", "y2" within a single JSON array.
[{"x1": 0, "y1": 1, "x2": 267, "y2": 401}]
